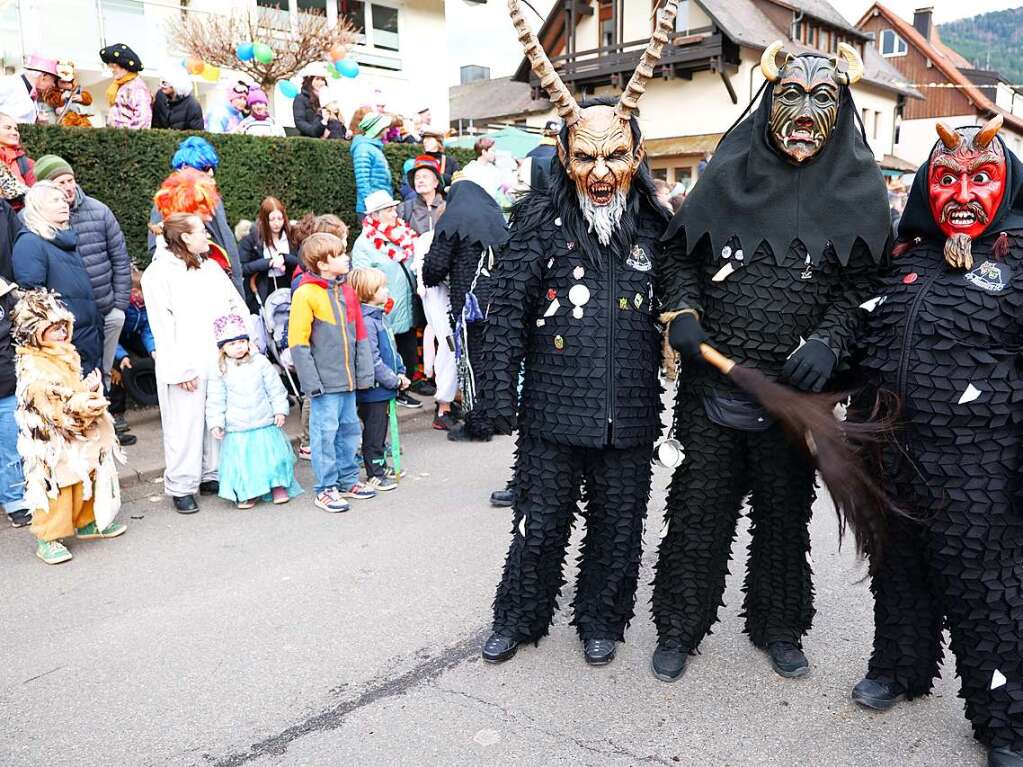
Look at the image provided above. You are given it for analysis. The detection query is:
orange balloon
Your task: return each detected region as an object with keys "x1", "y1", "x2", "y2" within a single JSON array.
[
  {"x1": 330, "y1": 44, "x2": 347, "y2": 62},
  {"x1": 186, "y1": 57, "x2": 205, "y2": 75}
]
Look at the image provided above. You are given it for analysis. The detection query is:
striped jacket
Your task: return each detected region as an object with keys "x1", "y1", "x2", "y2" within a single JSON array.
[{"x1": 288, "y1": 271, "x2": 373, "y2": 395}]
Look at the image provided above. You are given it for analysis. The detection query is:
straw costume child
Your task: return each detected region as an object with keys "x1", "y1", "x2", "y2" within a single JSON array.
[{"x1": 14, "y1": 289, "x2": 125, "y2": 565}]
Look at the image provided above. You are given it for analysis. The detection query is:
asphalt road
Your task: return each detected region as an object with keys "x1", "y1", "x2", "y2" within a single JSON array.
[{"x1": 0, "y1": 408, "x2": 983, "y2": 767}]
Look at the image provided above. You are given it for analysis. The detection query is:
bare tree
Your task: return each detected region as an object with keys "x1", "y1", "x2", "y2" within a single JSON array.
[{"x1": 167, "y1": 6, "x2": 358, "y2": 93}]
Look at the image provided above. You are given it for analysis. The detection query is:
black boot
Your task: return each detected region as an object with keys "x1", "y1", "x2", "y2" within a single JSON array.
[
  {"x1": 199, "y1": 480, "x2": 220, "y2": 495},
  {"x1": 651, "y1": 641, "x2": 688, "y2": 682},
  {"x1": 767, "y1": 641, "x2": 809, "y2": 678},
  {"x1": 173, "y1": 495, "x2": 199, "y2": 514},
  {"x1": 490, "y1": 488, "x2": 514, "y2": 508},
  {"x1": 583, "y1": 638, "x2": 616, "y2": 666},
  {"x1": 482, "y1": 633, "x2": 519, "y2": 663},
  {"x1": 990, "y1": 748, "x2": 1023, "y2": 766},
  {"x1": 851, "y1": 676, "x2": 906, "y2": 711}
]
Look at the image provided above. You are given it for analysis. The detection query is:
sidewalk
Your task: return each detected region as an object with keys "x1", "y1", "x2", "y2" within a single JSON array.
[{"x1": 116, "y1": 398, "x2": 437, "y2": 499}]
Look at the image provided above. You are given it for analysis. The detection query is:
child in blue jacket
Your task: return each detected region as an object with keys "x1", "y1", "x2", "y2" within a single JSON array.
[{"x1": 349, "y1": 267, "x2": 409, "y2": 491}]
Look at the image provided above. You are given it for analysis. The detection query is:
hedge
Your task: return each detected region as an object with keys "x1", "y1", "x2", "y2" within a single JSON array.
[{"x1": 19, "y1": 125, "x2": 474, "y2": 267}]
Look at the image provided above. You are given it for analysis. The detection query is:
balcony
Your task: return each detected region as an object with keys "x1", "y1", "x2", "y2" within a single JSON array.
[{"x1": 526, "y1": 27, "x2": 731, "y2": 95}]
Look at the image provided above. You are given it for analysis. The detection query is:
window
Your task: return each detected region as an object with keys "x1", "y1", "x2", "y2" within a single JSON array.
[
  {"x1": 337, "y1": 1, "x2": 398, "y2": 51},
  {"x1": 674, "y1": 167, "x2": 693, "y2": 187},
  {"x1": 880, "y1": 29, "x2": 908, "y2": 57},
  {"x1": 651, "y1": 167, "x2": 668, "y2": 181},
  {"x1": 874, "y1": 110, "x2": 882, "y2": 141},
  {"x1": 599, "y1": 0, "x2": 614, "y2": 49}
]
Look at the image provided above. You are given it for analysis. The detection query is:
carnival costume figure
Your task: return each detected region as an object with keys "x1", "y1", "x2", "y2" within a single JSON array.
[
  {"x1": 849, "y1": 115, "x2": 1023, "y2": 767},
  {"x1": 477, "y1": 0, "x2": 676, "y2": 667},
  {"x1": 651, "y1": 41, "x2": 891, "y2": 681}
]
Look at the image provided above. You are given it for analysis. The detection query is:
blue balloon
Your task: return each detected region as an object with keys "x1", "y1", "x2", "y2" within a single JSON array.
[
  {"x1": 278, "y1": 80, "x2": 299, "y2": 99},
  {"x1": 337, "y1": 58, "x2": 360, "y2": 78},
  {"x1": 236, "y1": 43, "x2": 255, "y2": 62}
]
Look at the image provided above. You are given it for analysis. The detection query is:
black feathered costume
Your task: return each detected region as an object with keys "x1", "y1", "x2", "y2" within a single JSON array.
[
  {"x1": 479, "y1": 145, "x2": 669, "y2": 644},
  {"x1": 850, "y1": 132, "x2": 1023, "y2": 754},
  {"x1": 652, "y1": 75, "x2": 889, "y2": 654}
]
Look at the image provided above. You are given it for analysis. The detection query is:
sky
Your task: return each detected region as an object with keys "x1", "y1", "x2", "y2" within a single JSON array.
[{"x1": 446, "y1": 0, "x2": 1023, "y2": 85}]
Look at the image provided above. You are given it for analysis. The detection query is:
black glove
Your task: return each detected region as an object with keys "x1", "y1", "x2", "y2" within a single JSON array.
[
  {"x1": 668, "y1": 313, "x2": 708, "y2": 363},
  {"x1": 781, "y1": 339, "x2": 837, "y2": 392}
]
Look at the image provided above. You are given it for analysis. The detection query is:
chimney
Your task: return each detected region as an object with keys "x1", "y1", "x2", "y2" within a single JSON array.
[{"x1": 913, "y1": 7, "x2": 934, "y2": 41}]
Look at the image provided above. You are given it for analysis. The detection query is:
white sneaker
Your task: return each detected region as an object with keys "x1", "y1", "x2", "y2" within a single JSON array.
[{"x1": 314, "y1": 488, "x2": 350, "y2": 513}]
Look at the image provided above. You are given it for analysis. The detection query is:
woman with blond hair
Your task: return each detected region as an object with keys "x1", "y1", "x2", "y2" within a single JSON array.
[
  {"x1": 142, "y1": 211, "x2": 246, "y2": 513},
  {"x1": 12, "y1": 181, "x2": 103, "y2": 375}
]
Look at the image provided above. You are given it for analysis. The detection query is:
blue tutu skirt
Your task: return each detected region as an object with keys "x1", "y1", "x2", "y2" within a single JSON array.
[{"x1": 218, "y1": 424, "x2": 303, "y2": 503}]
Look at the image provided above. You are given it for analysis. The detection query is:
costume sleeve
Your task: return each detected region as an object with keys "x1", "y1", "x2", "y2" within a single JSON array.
[
  {"x1": 656, "y1": 229, "x2": 706, "y2": 319},
  {"x1": 259, "y1": 355, "x2": 290, "y2": 416},
  {"x1": 288, "y1": 286, "x2": 323, "y2": 395},
  {"x1": 808, "y1": 240, "x2": 883, "y2": 366},
  {"x1": 205, "y1": 372, "x2": 227, "y2": 431},
  {"x1": 477, "y1": 226, "x2": 544, "y2": 435},
  {"x1": 422, "y1": 232, "x2": 454, "y2": 288},
  {"x1": 140, "y1": 267, "x2": 195, "y2": 384},
  {"x1": 104, "y1": 205, "x2": 131, "y2": 310}
]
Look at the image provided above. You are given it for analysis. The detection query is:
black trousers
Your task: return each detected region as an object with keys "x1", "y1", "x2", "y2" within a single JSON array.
[
  {"x1": 652, "y1": 397, "x2": 817, "y2": 651},
  {"x1": 492, "y1": 433, "x2": 653, "y2": 642},
  {"x1": 394, "y1": 329, "x2": 419, "y2": 382},
  {"x1": 357, "y1": 400, "x2": 389, "y2": 479}
]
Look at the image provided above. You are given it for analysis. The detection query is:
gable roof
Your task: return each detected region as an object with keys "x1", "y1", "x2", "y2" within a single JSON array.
[
  {"x1": 450, "y1": 76, "x2": 552, "y2": 123},
  {"x1": 856, "y1": 2, "x2": 1023, "y2": 133}
]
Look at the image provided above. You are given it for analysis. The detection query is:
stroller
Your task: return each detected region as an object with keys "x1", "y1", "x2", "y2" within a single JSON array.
[{"x1": 259, "y1": 285, "x2": 302, "y2": 401}]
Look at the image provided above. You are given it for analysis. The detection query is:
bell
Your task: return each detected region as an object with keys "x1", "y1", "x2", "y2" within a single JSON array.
[{"x1": 652, "y1": 438, "x2": 685, "y2": 469}]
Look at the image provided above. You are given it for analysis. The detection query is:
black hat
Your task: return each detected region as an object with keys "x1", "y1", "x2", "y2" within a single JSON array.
[{"x1": 99, "y1": 44, "x2": 143, "y2": 73}]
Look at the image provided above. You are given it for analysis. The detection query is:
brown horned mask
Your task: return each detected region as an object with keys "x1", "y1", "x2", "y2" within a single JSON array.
[
  {"x1": 760, "y1": 40, "x2": 863, "y2": 163},
  {"x1": 509, "y1": 0, "x2": 678, "y2": 211}
]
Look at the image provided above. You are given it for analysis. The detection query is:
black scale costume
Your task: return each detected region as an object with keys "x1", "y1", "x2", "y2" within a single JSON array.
[
  {"x1": 479, "y1": 161, "x2": 669, "y2": 644},
  {"x1": 850, "y1": 137, "x2": 1023, "y2": 755},
  {"x1": 653, "y1": 75, "x2": 890, "y2": 656}
]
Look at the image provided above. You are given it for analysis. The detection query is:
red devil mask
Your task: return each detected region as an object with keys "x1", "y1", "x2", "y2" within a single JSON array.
[{"x1": 927, "y1": 115, "x2": 1006, "y2": 268}]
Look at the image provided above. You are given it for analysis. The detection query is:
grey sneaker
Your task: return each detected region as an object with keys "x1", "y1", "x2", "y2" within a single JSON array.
[
  {"x1": 343, "y1": 482, "x2": 377, "y2": 500},
  {"x1": 367, "y1": 476, "x2": 398, "y2": 492},
  {"x1": 314, "y1": 489, "x2": 349, "y2": 513}
]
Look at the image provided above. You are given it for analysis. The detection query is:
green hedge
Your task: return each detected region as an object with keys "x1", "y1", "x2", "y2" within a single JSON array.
[{"x1": 19, "y1": 125, "x2": 474, "y2": 267}]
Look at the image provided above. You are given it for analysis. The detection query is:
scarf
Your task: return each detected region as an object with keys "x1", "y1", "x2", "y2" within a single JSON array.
[
  {"x1": 106, "y1": 72, "x2": 137, "y2": 106},
  {"x1": 362, "y1": 215, "x2": 418, "y2": 263}
]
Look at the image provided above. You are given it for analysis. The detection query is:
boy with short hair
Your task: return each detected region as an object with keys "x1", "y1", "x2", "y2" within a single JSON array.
[{"x1": 289, "y1": 233, "x2": 377, "y2": 512}]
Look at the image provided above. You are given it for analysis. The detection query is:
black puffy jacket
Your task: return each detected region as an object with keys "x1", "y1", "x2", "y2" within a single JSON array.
[
  {"x1": 0, "y1": 280, "x2": 16, "y2": 398},
  {"x1": 152, "y1": 91, "x2": 204, "y2": 130},
  {"x1": 0, "y1": 200, "x2": 21, "y2": 281}
]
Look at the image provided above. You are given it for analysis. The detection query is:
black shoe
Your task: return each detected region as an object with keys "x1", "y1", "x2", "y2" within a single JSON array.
[
  {"x1": 411, "y1": 379, "x2": 436, "y2": 396},
  {"x1": 432, "y1": 412, "x2": 457, "y2": 431},
  {"x1": 651, "y1": 641, "x2": 688, "y2": 682},
  {"x1": 173, "y1": 494, "x2": 199, "y2": 514},
  {"x1": 113, "y1": 414, "x2": 130, "y2": 435},
  {"x1": 490, "y1": 489, "x2": 514, "y2": 507},
  {"x1": 117, "y1": 433, "x2": 138, "y2": 447},
  {"x1": 583, "y1": 638, "x2": 616, "y2": 666},
  {"x1": 199, "y1": 481, "x2": 219, "y2": 496},
  {"x1": 396, "y1": 392, "x2": 423, "y2": 409},
  {"x1": 767, "y1": 641, "x2": 810, "y2": 678},
  {"x1": 851, "y1": 676, "x2": 906, "y2": 711},
  {"x1": 482, "y1": 633, "x2": 519, "y2": 664},
  {"x1": 990, "y1": 747, "x2": 1023, "y2": 767},
  {"x1": 8, "y1": 510, "x2": 32, "y2": 528}
]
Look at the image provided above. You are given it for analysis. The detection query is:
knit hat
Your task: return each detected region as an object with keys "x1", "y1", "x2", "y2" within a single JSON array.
[
  {"x1": 247, "y1": 88, "x2": 269, "y2": 107},
  {"x1": 33, "y1": 155, "x2": 74, "y2": 182},
  {"x1": 99, "y1": 43, "x2": 143, "y2": 73},
  {"x1": 213, "y1": 313, "x2": 249, "y2": 348},
  {"x1": 407, "y1": 154, "x2": 442, "y2": 186},
  {"x1": 359, "y1": 112, "x2": 391, "y2": 140}
]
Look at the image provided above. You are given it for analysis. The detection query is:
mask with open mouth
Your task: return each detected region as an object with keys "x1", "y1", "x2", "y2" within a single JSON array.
[
  {"x1": 760, "y1": 41, "x2": 863, "y2": 164},
  {"x1": 927, "y1": 116, "x2": 1007, "y2": 269}
]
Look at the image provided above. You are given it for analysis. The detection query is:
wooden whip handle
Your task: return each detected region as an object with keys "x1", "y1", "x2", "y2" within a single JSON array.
[{"x1": 699, "y1": 343, "x2": 736, "y2": 375}]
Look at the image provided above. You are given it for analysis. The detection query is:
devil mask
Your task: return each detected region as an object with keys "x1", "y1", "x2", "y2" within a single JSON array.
[
  {"x1": 761, "y1": 41, "x2": 864, "y2": 164},
  {"x1": 509, "y1": 0, "x2": 677, "y2": 243}
]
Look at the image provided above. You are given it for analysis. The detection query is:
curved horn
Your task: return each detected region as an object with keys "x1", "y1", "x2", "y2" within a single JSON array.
[
  {"x1": 760, "y1": 40, "x2": 786, "y2": 83},
  {"x1": 508, "y1": 0, "x2": 580, "y2": 126},
  {"x1": 935, "y1": 121, "x2": 961, "y2": 150},
  {"x1": 835, "y1": 42, "x2": 864, "y2": 86},
  {"x1": 976, "y1": 113, "x2": 1004, "y2": 148},
  {"x1": 616, "y1": 0, "x2": 679, "y2": 120}
]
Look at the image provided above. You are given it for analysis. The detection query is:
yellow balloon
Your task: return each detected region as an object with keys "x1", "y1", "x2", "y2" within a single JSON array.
[{"x1": 201, "y1": 64, "x2": 221, "y2": 82}]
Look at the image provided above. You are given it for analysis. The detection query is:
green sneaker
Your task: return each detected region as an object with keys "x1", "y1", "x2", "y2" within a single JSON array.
[
  {"x1": 76, "y1": 521, "x2": 127, "y2": 540},
  {"x1": 36, "y1": 539, "x2": 72, "y2": 565}
]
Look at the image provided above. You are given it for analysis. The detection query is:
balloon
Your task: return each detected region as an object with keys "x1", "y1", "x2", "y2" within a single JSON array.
[
  {"x1": 185, "y1": 57, "x2": 205, "y2": 75},
  {"x1": 337, "y1": 58, "x2": 359, "y2": 78},
  {"x1": 236, "y1": 43, "x2": 255, "y2": 62},
  {"x1": 329, "y1": 44, "x2": 347, "y2": 62},
  {"x1": 253, "y1": 43, "x2": 275, "y2": 64},
  {"x1": 201, "y1": 64, "x2": 220, "y2": 82},
  {"x1": 327, "y1": 62, "x2": 342, "y2": 79},
  {"x1": 278, "y1": 80, "x2": 298, "y2": 99}
]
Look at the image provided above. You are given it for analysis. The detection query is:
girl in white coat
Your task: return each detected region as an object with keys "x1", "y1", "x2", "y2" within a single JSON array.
[{"x1": 142, "y1": 212, "x2": 246, "y2": 513}]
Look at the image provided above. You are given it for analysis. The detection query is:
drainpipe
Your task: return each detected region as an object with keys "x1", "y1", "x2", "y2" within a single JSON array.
[{"x1": 790, "y1": 10, "x2": 804, "y2": 42}]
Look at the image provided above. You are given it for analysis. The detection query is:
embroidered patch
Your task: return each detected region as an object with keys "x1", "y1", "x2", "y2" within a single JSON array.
[
  {"x1": 618, "y1": 297, "x2": 629, "y2": 310},
  {"x1": 626, "y1": 244, "x2": 652, "y2": 272},
  {"x1": 554, "y1": 335, "x2": 565, "y2": 350},
  {"x1": 964, "y1": 260, "x2": 1010, "y2": 293}
]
